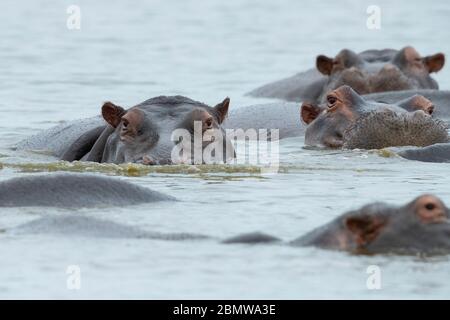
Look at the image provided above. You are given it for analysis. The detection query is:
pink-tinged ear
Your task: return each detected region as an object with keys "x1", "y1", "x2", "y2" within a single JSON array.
[
  {"x1": 301, "y1": 102, "x2": 322, "y2": 124},
  {"x1": 423, "y1": 53, "x2": 445, "y2": 73},
  {"x1": 214, "y1": 97, "x2": 230, "y2": 124},
  {"x1": 316, "y1": 55, "x2": 334, "y2": 75},
  {"x1": 345, "y1": 215, "x2": 387, "y2": 246},
  {"x1": 102, "y1": 102, "x2": 126, "y2": 128}
]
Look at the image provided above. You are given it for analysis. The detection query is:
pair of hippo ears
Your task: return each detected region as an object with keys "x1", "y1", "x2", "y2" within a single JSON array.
[
  {"x1": 316, "y1": 48, "x2": 445, "y2": 75},
  {"x1": 101, "y1": 98, "x2": 231, "y2": 128}
]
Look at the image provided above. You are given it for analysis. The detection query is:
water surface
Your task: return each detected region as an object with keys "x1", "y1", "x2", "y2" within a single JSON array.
[{"x1": 1, "y1": 0, "x2": 450, "y2": 299}]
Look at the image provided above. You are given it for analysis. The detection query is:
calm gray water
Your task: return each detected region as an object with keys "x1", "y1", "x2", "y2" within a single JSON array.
[{"x1": 1, "y1": 0, "x2": 450, "y2": 299}]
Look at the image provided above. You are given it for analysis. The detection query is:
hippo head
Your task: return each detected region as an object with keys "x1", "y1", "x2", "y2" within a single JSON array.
[
  {"x1": 316, "y1": 47, "x2": 445, "y2": 102},
  {"x1": 296, "y1": 195, "x2": 450, "y2": 255},
  {"x1": 97, "y1": 96, "x2": 234, "y2": 165},
  {"x1": 301, "y1": 85, "x2": 448, "y2": 149}
]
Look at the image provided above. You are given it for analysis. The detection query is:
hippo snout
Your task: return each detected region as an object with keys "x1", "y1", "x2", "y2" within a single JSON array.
[{"x1": 323, "y1": 136, "x2": 344, "y2": 149}]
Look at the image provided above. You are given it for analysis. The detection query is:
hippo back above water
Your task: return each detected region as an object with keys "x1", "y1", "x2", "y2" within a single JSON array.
[
  {"x1": 248, "y1": 46, "x2": 445, "y2": 103},
  {"x1": 0, "y1": 174, "x2": 175, "y2": 208}
]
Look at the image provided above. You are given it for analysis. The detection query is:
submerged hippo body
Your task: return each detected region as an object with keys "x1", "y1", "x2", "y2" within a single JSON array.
[
  {"x1": 0, "y1": 174, "x2": 174, "y2": 208},
  {"x1": 397, "y1": 143, "x2": 450, "y2": 163},
  {"x1": 16, "y1": 96, "x2": 234, "y2": 165},
  {"x1": 10, "y1": 194, "x2": 449, "y2": 256},
  {"x1": 301, "y1": 86, "x2": 449, "y2": 149},
  {"x1": 12, "y1": 215, "x2": 207, "y2": 241},
  {"x1": 225, "y1": 195, "x2": 450, "y2": 255},
  {"x1": 248, "y1": 47, "x2": 445, "y2": 103}
]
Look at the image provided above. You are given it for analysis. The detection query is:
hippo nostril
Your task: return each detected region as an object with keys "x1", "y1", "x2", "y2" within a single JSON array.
[{"x1": 425, "y1": 203, "x2": 436, "y2": 211}]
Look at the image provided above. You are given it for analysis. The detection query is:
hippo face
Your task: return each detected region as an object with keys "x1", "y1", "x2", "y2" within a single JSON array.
[
  {"x1": 300, "y1": 85, "x2": 447, "y2": 149},
  {"x1": 296, "y1": 195, "x2": 450, "y2": 255},
  {"x1": 316, "y1": 47, "x2": 445, "y2": 102},
  {"x1": 100, "y1": 96, "x2": 234, "y2": 165}
]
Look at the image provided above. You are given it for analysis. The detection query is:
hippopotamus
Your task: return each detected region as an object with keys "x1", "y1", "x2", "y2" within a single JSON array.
[
  {"x1": 0, "y1": 174, "x2": 174, "y2": 207},
  {"x1": 8, "y1": 194, "x2": 449, "y2": 256},
  {"x1": 224, "y1": 195, "x2": 450, "y2": 255},
  {"x1": 301, "y1": 86, "x2": 449, "y2": 149},
  {"x1": 16, "y1": 96, "x2": 234, "y2": 165},
  {"x1": 225, "y1": 89, "x2": 450, "y2": 141},
  {"x1": 247, "y1": 47, "x2": 445, "y2": 103}
]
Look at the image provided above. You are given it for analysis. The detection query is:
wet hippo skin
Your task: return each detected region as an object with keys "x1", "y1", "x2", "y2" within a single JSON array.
[
  {"x1": 224, "y1": 195, "x2": 450, "y2": 256},
  {"x1": 397, "y1": 143, "x2": 450, "y2": 163},
  {"x1": 247, "y1": 47, "x2": 445, "y2": 103},
  {"x1": 15, "y1": 96, "x2": 234, "y2": 165},
  {"x1": 301, "y1": 86, "x2": 448, "y2": 149},
  {"x1": 0, "y1": 174, "x2": 175, "y2": 208}
]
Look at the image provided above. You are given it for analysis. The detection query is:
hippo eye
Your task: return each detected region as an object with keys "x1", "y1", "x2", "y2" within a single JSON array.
[
  {"x1": 327, "y1": 95, "x2": 338, "y2": 107},
  {"x1": 122, "y1": 119, "x2": 129, "y2": 129},
  {"x1": 425, "y1": 203, "x2": 436, "y2": 211}
]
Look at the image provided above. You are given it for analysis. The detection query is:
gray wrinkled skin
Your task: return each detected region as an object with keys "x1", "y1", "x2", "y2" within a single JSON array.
[
  {"x1": 0, "y1": 174, "x2": 175, "y2": 208},
  {"x1": 343, "y1": 110, "x2": 449, "y2": 150}
]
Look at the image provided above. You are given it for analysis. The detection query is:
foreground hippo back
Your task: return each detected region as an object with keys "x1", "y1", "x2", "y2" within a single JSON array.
[
  {"x1": 293, "y1": 195, "x2": 450, "y2": 255},
  {"x1": 0, "y1": 174, "x2": 174, "y2": 208},
  {"x1": 301, "y1": 85, "x2": 449, "y2": 149},
  {"x1": 248, "y1": 47, "x2": 445, "y2": 103}
]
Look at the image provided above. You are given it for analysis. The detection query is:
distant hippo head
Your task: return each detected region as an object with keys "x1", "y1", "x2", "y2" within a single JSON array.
[
  {"x1": 316, "y1": 47, "x2": 445, "y2": 102},
  {"x1": 295, "y1": 195, "x2": 450, "y2": 255},
  {"x1": 301, "y1": 85, "x2": 448, "y2": 149},
  {"x1": 91, "y1": 96, "x2": 234, "y2": 165}
]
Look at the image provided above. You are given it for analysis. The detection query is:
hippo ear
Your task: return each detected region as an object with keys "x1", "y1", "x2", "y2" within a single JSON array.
[
  {"x1": 423, "y1": 53, "x2": 445, "y2": 73},
  {"x1": 102, "y1": 102, "x2": 126, "y2": 128},
  {"x1": 316, "y1": 55, "x2": 334, "y2": 75},
  {"x1": 214, "y1": 97, "x2": 230, "y2": 124},
  {"x1": 345, "y1": 215, "x2": 387, "y2": 247},
  {"x1": 301, "y1": 103, "x2": 322, "y2": 124}
]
